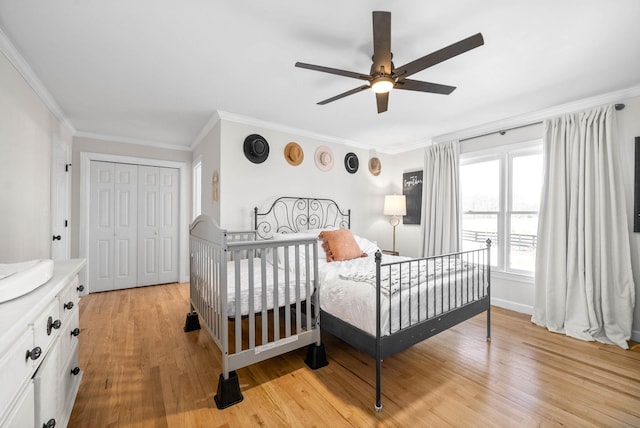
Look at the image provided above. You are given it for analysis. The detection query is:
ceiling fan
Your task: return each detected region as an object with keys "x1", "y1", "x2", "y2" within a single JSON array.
[{"x1": 295, "y1": 11, "x2": 484, "y2": 113}]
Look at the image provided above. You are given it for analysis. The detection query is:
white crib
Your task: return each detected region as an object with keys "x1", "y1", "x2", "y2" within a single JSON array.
[{"x1": 184, "y1": 214, "x2": 327, "y2": 409}]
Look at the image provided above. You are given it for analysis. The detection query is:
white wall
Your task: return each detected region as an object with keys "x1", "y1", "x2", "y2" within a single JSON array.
[
  {"x1": 192, "y1": 121, "x2": 221, "y2": 224},
  {"x1": 0, "y1": 51, "x2": 71, "y2": 262},
  {"x1": 216, "y1": 120, "x2": 398, "y2": 245}
]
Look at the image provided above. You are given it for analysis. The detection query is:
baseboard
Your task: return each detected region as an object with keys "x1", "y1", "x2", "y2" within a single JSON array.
[
  {"x1": 490, "y1": 297, "x2": 533, "y2": 315},
  {"x1": 631, "y1": 330, "x2": 640, "y2": 343}
]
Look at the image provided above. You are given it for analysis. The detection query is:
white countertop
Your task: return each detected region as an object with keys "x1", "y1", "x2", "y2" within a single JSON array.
[{"x1": 0, "y1": 259, "x2": 86, "y2": 348}]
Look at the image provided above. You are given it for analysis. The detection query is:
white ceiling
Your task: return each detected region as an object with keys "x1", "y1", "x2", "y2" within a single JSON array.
[{"x1": 1, "y1": 0, "x2": 640, "y2": 152}]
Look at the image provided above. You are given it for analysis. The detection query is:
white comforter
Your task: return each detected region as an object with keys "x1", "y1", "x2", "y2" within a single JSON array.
[{"x1": 318, "y1": 254, "x2": 484, "y2": 336}]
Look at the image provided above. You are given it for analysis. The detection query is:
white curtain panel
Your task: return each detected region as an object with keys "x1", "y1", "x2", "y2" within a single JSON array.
[
  {"x1": 419, "y1": 141, "x2": 460, "y2": 257},
  {"x1": 532, "y1": 104, "x2": 635, "y2": 349}
]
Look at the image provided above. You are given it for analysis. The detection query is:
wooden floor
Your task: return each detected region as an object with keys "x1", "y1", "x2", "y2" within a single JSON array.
[{"x1": 69, "y1": 283, "x2": 640, "y2": 428}]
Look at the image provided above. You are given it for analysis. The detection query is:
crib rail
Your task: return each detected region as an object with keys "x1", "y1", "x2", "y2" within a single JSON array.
[{"x1": 188, "y1": 216, "x2": 322, "y2": 381}]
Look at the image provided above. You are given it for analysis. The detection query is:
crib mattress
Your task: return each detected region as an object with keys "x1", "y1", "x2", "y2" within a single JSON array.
[{"x1": 221, "y1": 258, "x2": 314, "y2": 317}]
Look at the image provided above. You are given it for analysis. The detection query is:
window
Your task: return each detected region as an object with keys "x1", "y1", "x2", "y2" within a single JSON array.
[
  {"x1": 460, "y1": 141, "x2": 542, "y2": 274},
  {"x1": 192, "y1": 158, "x2": 202, "y2": 221}
]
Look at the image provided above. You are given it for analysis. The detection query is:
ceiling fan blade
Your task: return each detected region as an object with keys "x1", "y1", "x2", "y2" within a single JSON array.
[
  {"x1": 295, "y1": 62, "x2": 371, "y2": 81},
  {"x1": 372, "y1": 11, "x2": 392, "y2": 75},
  {"x1": 317, "y1": 85, "x2": 370, "y2": 105},
  {"x1": 394, "y1": 33, "x2": 484, "y2": 79},
  {"x1": 395, "y1": 79, "x2": 456, "y2": 95},
  {"x1": 376, "y1": 92, "x2": 389, "y2": 113}
]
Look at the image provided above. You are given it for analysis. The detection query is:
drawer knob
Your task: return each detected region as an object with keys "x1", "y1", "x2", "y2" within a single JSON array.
[
  {"x1": 71, "y1": 327, "x2": 80, "y2": 337},
  {"x1": 77, "y1": 284, "x2": 85, "y2": 292},
  {"x1": 43, "y1": 418, "x2": 56, "y2": 428},
  {"x1": 47, "y1": 316, "x2": 61, "y2": 335},
  {"x1": 64, "y1": 301, "x2": 74, "y2": 310},
  {"x1": 26, "y1": 346, "x2": 42, "y2": 361},
  {"x1": 71, "y1": 366, "x2": 81, "y2": 376}
]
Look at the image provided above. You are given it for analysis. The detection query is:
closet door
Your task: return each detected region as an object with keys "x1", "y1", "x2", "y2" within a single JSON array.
[
  {"x1": 138, "y1": 166, "x2": 179, "y2": 286},
  {"x1": 89, "y1": 162, "x2": 115, "y2": 292},
  {"x1": 89, "y1": 162, "x2": 138, "y2": 292},
  {"x1": 113, "y1": 164, "x2": 138, "y2": 288},
  {"x1": 157, "y1": 168, "x2": 179, "y2": 284}
]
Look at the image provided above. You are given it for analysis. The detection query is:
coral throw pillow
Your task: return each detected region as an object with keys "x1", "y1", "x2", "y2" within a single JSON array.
[{"x1": 318, "y1": 229, "x2": 367, "y2": 262}]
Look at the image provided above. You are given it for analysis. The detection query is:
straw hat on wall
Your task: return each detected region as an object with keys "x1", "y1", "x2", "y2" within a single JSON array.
[
  {"x1": 284, "y1": 142, "x2": 304, "y2": 166},
  {"x1": 368, "y1": 157, "x2": 381, "y2": 176},
  {"x1": 314, "y1": 146, "x2": 334, "y2": 171}
]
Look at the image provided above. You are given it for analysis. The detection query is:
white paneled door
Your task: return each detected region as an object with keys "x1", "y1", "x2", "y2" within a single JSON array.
[
  {"x1": 137, "y1": 166, "x2": 179, "y2": 287},
  {"x1": 89, "y1": 162, "x2": 138, "y2": 292},
  {"x1": 88, "y1": 161, "x2": 178, "y2": 292}
]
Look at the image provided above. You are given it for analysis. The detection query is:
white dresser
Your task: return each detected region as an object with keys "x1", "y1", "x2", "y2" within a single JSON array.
[{"x1": 0, "y1": 259, "x2": 85, "y2": 428}]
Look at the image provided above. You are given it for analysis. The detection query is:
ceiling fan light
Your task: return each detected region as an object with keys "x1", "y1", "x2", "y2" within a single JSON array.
[{"x1": 371, "y1": 77, "x2": 394, "y2": 93}]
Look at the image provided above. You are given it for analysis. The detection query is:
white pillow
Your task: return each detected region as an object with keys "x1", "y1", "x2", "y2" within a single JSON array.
[
  {"x1": 353, "y1": 234, "x2": 380, "y2": 255},
  {"x1": 272, "y1": 228, "x2": 335, "y2": 271}
]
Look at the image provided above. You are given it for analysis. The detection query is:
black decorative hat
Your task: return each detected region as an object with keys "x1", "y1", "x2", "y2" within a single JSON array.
[
  {"x1": 344, "y1": 152, "x2": 359, "y2": 174},
  {"x1": 243, "y1": 134, "x2": 269, "y2": 164}
]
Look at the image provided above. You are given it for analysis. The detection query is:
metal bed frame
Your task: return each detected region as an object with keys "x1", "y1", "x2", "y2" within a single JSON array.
[
  {"x1": 252, "y1": 197, "x2": 491, "y2": 412},
  {"x1": 186, "y1": 197, "x2": 491, "y2": 412},
  {"x1": 321, "y1": 244, "x2": 491, "y2": 411}
]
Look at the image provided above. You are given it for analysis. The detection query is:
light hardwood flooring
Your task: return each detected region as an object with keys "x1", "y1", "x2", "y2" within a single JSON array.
[{"x1": 69, "y1": 283, "x2": 640, "y2": 427}]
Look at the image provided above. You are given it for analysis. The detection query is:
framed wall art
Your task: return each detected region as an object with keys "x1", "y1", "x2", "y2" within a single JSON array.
[{"x1": 402, "y1": 170, "x2": 423, "y2": 225}]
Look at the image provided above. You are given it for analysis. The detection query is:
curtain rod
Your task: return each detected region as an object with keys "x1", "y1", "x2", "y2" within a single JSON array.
[
  {"x1": 459, "y1": 121, "x2": 543, "y2": 142},
  {"x1": 459, "y1": 103, "x2": 626, "y2": 143}
]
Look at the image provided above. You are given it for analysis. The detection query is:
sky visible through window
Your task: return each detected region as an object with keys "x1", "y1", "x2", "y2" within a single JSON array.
[{"x1": 461, "y1": 151, "x2": 542, "y2": 273}]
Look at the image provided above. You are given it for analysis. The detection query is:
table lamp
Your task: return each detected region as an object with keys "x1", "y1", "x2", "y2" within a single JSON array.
[{"x1": 384, "y1": 194, "x2": 406, "y2": 253}]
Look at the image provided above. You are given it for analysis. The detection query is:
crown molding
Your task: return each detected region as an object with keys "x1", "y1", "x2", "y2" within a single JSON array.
[
  {"x1": 189, "y1": 111, "x2": 222, "y2": 150},
  {"x1": 0, "y1": 26, "x2": 75, "y2": 135},
  {"x1": 215, "y1": 110, "x2": 380, "y2": 152},
  {"x1": 74, "y1": 131, "x2": 192, "y2": 152},
  {"x1": 433, "y1": 85, "x2": 640, "y2": 144}
]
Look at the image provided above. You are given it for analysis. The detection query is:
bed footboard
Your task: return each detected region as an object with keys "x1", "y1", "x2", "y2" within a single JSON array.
[
  {"x1": 185, "y1": 215, "x2": 327, "y2": 409},
  {"x1": 372, "y1": 240, "x2": 492, "y2": 411}
]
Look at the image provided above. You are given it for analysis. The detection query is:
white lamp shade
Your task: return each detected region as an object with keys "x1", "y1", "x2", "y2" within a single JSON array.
[{"x1": 384, "y1": 195, "x2": 407, "y2": 216}]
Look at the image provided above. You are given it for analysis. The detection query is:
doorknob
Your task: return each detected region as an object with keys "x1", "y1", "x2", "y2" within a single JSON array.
[{"x1": 52, "y1": 235, "x2": 61, "y2": 241}]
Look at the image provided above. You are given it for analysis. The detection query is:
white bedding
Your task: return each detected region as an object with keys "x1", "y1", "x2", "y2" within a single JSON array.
[
  {"x1": 195, "y1": 229, "x2": 485, "y2": 332},
  {"x1": 318, "y1": 254, "x2": 485, "y2": 336},
  {"x1": 224, "y1": 258, "x2": 314, "y2": 317}
]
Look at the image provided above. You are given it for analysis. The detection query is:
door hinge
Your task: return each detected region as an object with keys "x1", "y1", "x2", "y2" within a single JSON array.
[
  {"x1": 65, "y1": 220, "x2": 68, "y2": 227},
  {"x1": 65, "y1": 163, "x2": 72, "y2": 172}
]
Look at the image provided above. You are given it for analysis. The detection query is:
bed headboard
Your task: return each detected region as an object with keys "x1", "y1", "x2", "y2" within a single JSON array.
[{"x1": 254, "y1": 197, "x2": 351, "y2": 239}]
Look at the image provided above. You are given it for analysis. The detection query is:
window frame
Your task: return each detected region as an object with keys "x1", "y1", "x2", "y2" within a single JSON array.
[
  {"x1": 192, "y1": 156, "x2": 202, "y2": 222},
  {"x1": 460, "y1": 139, "x2": 542, "y2": 276}
]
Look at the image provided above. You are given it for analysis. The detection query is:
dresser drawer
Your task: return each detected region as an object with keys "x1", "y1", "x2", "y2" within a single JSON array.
[
  {"x1": 1, "y1": 380, "x2": 34, "y2": 428},
  {"x1": 60, "y1": 343, "x2": 81, "y2": 409},
  {"x1": 60, "y1": 306, "x2": 80, "y2": 368},
  {"x1": 33, "y1": 299, "x2": 61, "y2": 357},
  {"x1": 0, "y1": 328, "x2": 35, "y2": 421},
  {"x1": 34, "y1": 335, "x2": 61, "y2": 428},
  {"x1": 59, "y1": 275, "x2": 80, "y2": 322}
]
